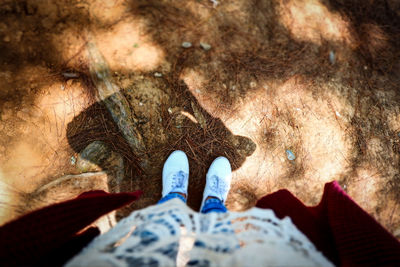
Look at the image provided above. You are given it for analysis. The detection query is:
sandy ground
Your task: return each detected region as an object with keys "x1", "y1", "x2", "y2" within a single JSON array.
[{"x1": 0, "y1": 0, "x2": 400, "y2": 238}]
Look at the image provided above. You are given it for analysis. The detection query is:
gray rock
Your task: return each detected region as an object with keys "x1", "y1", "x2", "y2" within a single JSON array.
[
  {"x1": 210, "y1": 0, "x2": 219, "y2": 7},
  {"x1": 182, "y1": 41, "x2": 192, "y2": 48},
  {"x1": 200, "y1": 42, "x2": 211, "y2": 51},
  {"x1": 329, "y1": 50, "x2": 335, "y2": 64},
  {"x1": 62, "y1": 72, "x2": 79, "y2": 78},
  {"x1": 76, "y1": 141, "x2": 111, "y2": 172},
  {"x1": 286, "y1": 149, "x2": 296, "y2": 161},
  {"x1": 76, "y1": 141, "x2": 125, "y2": 191}
]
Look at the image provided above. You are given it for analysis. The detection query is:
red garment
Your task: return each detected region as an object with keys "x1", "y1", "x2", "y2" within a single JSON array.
[
  {"x1": 1, "y1": 182, "x2": 399, "y2": 266},
  {"x1": 0, "y1": 190, "x2": 141, "y2": 266},
  {"x1": 256, "y1": 181, "x2": 400, "y2": 266}
]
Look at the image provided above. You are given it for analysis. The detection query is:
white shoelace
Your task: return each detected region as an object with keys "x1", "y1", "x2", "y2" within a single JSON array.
[
  {"x1": 208, "y1": 175, "x2": 228, "y2": 201},
  {"x1": 170, "y1": 170, "x2": 187, "y2": 191}
]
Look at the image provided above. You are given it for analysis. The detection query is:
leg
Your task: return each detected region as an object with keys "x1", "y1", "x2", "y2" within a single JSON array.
[
  {"x1": 200, "y1": 196, "x2": 227, "y2": 213},
  {"x1": 158, "y1": 150, "x2": 189, "y2": 204},
  {"x1": 200, "y1": 157, "x2": 232, "y2": 214},
  {"x1": 158, "y1": 192, "x2": 186, "y2": 204}
]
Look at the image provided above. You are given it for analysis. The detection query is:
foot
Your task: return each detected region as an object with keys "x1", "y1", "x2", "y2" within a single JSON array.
[
  {"x1": 200, "y1": 156, "x2": 232, "y2": 210},
  {"x1": 162, "y1": 150, "x2": 189, "y2": 198}
]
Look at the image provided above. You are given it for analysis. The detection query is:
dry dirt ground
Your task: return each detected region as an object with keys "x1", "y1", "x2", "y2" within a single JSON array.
[{"x1": 1, "y1": 0, "x2": 400, "y2": 237}]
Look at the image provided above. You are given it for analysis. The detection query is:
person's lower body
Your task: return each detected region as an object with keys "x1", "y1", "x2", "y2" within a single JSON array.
[
  {"x1": 158, "y1": 150, "x2": 231, "y2": 214},
  {"x1": 158, "y1": 192, "x2": 227, "y2": 213}
]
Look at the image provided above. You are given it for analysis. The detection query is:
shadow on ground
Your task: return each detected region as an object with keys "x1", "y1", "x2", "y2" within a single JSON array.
[
  {"x1": 1, "y1": 0, "x2": 400, "y2": 235},
  {"x1": 66, "y1": 80, "x2": 256, "y2": 212}
]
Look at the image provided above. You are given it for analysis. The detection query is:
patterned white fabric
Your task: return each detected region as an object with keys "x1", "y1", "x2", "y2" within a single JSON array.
[{"x1": 66, "y1": 199, "x2": 334, "y2": 267}]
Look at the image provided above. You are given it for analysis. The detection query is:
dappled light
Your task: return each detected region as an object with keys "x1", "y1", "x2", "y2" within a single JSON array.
[
  {"x1": 220, "y1": 76, "x2": 353, "y2": 207},
  {"x1": 279, "y1": 0, "x2": 354, "y2": 46},
  {"x1": 346, "y1": 165, "x2": 381, "y2": 211},
  {"x1": 181, "y1": 68, "x2": 221, "y2": 117},
  {"x1": 93, "y1": 21, "x2": 165, "y2": 71},
  {"x1": 0, "y1": 171, "x2": 17, "y2": 224},
  {"x1": 0, "y1": 0, "x2": 400, "y2": 238}
]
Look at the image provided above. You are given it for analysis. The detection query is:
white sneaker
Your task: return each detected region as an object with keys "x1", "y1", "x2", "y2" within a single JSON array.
[
  {"x1": 200, "y1": 156, "x2": 232, "y2": 210},
  {"x1": 162, "y1": 150, "x2": 189, "y2": 197}
]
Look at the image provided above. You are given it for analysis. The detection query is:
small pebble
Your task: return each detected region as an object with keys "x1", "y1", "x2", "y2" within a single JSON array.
[
  {"x1": 285, "y1": 149, "x2": 296, "y2": 161},
  {"x1": 70, "y1": 156, "x2": 76, "y2": 165},
  {"x1": 210, "y1": 0, "x2": 219, "y2": 7},
  {"x1": 168, "y1": 107, "x2": 173, "y2": 114},
  {"x1": 329, "y1": 50, "x2": 335, "y2": 64},
  {"x1": 181, "y1": 42, "x2": 192, "y2": 48},
  {"x1": 62, "y1": 72, "x2": 79, "y2": 78},
  {"x1": 250, "y1": 81, "x2": 257, "y2": 88},
  {"x1": 60, "y1": 84, "x2": 65, "y2": 91},
  {"x1": 139, "y1": 102, "x2": 144, "y2": 106},
  {"x1": 200, "y1": 42, "x2": 211, "y2": 51},
  {"x1": 154, "y1": 72, "x2": 163, "y2": 78}
]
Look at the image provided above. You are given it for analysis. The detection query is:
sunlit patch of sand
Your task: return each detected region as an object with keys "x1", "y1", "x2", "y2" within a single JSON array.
[
  {"x1": 387, "y1": 112, "x2": 400, "y2": 133},
  {"x1": 89, "y1": 0, "x2": 129, "y2": 25},
  {"x1": 184, "y1": 1, "x2": 212, "y2": 22},
  {"x1": 0, "y1": 171, "x2": 18, "y2": 225},
  {"x1": 182, "y1": 68, "x2": 230, "y2": 118},
  {"x1": 47, "y1": 0, "x2": 166, "y2": 72},
  {"x1": 188, "y1": 75, "x2": 354, "y2": 208},
  {"x1": 279, "y1": 0, "x2": 355, "y2": 47},
  {"x1": 37, "y1": 80, "x2": 89, "y2": 134},
  {"x1": 1, "y1": 141, "x2": 45, "y2": 192},
  {"x1": 93, "y1": 20, "x2": 165, "y2": 72},
  {"x1": 33, "y1": 0, "x2": 165, "y2": 71},
  {"x1": 346, "y1": 165, "x2": 380, "y2": 211},
  {"x1": 0, "y1": 69, "x2": 91, "y2": 222}
]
